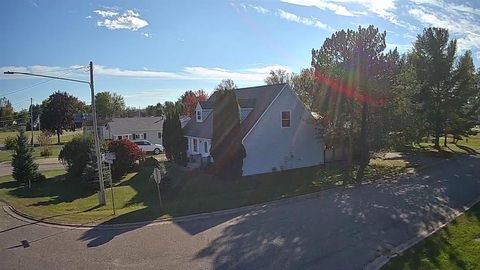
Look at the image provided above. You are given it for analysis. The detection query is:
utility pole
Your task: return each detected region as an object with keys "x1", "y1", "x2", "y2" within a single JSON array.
[
  {"x1": 30, "y1": 98, "x2": 34, "y2": 146},
  {"x1": 90, "y1": 61, "x2": 106, "y2": 205},
  {"x1": 4, "y1": 62, "x2": 107, "y2": 206}
]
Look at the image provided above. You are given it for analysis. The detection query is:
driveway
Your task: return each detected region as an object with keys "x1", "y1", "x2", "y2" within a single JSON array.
[
  {"x1": 0, "y1": 154, "x2": 479, "y2": 269},
  {"x1": 0, "y1": 158, "x2": 64, "y2": 177}
]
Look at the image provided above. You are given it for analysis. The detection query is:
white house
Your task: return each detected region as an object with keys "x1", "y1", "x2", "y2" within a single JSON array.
[
  {"x1": 105, "y1": 117, "x2": 164, "y2": 144},
  {"x1": 183, "y1": 84, "x2": 325, "y2": 176}
]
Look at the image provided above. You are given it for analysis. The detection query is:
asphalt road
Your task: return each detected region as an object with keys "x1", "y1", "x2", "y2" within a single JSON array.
[
  {"x1": 0, "y1": 155, "x2": 479, "y2": 270},
  {"x1": 0, "y1": 158, "x2": 64, "y2": 177}
]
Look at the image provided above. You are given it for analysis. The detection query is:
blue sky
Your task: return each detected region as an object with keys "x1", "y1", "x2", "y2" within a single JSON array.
[{"x1": 1, "y1": 0, "x2": 479, "y2": 111}]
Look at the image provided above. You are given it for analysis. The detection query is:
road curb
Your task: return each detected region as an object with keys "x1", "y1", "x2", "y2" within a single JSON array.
[
  {"x1": 363, "y1": 194, "x2": 480, "y2": 270},
  {"x1": 1, "y1": 154, "x2": 473, "y2": 231},
  {"x1": 1, "y1": 187, "x2": 333, "y2": 231}
]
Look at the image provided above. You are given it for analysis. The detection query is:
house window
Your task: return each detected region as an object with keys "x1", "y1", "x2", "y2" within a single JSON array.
[
  {"x1": 204, "y1": 141, "x2": 208, "y2": 153},
  {"x1": 196, "y1": 110, "x2": 202, "y2": 122},
  {"x1": 117, "y1": 136, "x2": 122, "y2": 140},
  {"x1": 193, "y1": 138, "x2": 198, "y2": 152},
  {"x1": 143, "y1": 133, "x2": 147, "y2": 139},
  {"x1": 158, "y1": 132, "x2": 162, "y2": 139},
  {"x1": 185, "y1": 138, "x2": 189, "y2": 150},
  {"x1": 281, "y1": 111, "x2": 291, "y2": 128}
]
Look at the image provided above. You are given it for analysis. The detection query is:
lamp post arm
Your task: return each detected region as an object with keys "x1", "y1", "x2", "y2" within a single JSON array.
[{"x1": 3, "y1": 71, "x2": 90, "y2": 85}]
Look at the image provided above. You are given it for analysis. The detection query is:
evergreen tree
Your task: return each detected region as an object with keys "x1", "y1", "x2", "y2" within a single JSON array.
[
  {"x1": 412, "y1": 27, "x2": 457, "y2": 148},
  {"x1": 446, "y1": 50, "x2": 479, "y2": 142},
  {"x1": 210, "y1": 89, "x2": 246, "y2": 178},
  {"x1": 12, "y1": 129, "x2": 42, "y2": 185},
  {"x1": 162, "y1": 109, "x2": 186, "y2": 165}
]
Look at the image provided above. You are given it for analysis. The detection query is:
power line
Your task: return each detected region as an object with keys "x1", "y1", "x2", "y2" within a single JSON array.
[{"x1": 0, "y1": 68, "x2": 87, "y2": 97}]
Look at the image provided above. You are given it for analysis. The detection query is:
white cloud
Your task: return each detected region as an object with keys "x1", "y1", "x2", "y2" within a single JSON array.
[
  {"x1": 281, "y1": 0, "x2": 416, "y2": 30},
  {"x1": 280, "y1": 0, "x2": 367, "y2": 17},
  {"x1": 243, "y1": 4, "x2": 332, "y2": 31},
  {"x1": 93, "y1": 9, "x2": 118, "y2": 17},
  {"x1": 408, "y1": 3, "x2": 480, "y2": 54},
  {"x1": 94, "y1": 9, "x2": 148, "y2": 31},
  {"x1": 183, "y1": 64, "x2": 291, "y2": 82},
  {"x1": 248, "y1": 4, "x2": 270, "y2": 15},
  {"x1": 143, "y1": 32, "x2": 151, "y2": 38},
  {"x1": 277, "y1": 9, "x2": 333, "y2": 31},
  {"x1": 1, "y1": 64, "x2": 291, "y2": 83}
]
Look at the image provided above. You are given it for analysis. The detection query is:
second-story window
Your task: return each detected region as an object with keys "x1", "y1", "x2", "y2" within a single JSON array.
[
  {"x1": 196, "y1": 110, "x2": 202, "y2": 122},
  {"x1": 281, "y1": 111, "x2": 291, "y2": 128}
]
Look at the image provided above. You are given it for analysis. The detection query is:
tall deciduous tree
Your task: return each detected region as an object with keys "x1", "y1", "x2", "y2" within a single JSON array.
[
  {"x1": 40, "y1": 91, "x2": 79, "y2": 144},
  {"x1": 145, "y1": 102, "x2": 164, "y2": 117},
  {"x1": 215, "y1": 79, "x2": 237, "y2": 91},
  {"x1": 0, "y1": 97, "x2": 14, "y2": 128},
  {"x1": 179, "y1": 90, "x2": 208, "y2": 117},
  {"x1": 311, "y1": 25, "x2": 397, "y2": 180},
  {"x1": 264, "y1": 69, "x2": 292, "y2": 85},
  {"x1": 412, "y1": 27, "x2": 457, "y2": 148},
  {"x1": 210, "y1": 89, "x2": 246, "y2": 178},
  {"x1": 95, "y1": 91, "x2": 125, "y2": 119}
]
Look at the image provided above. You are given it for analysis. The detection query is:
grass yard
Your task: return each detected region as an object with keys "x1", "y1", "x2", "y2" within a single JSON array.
[
  {"x1": 0, "y1": 130, "x2": 82, "y2": 162},
  {"x1": 382, "y1": 202, "x2": 480, "y2": 270},
  {"x1": 0, "y1": 130, "x2": 82, "y2": 145},
  {"x1": 0, "y1": 157, "x2": 409, "y2": 225},
  {"x1": 397, "y1": 132, "x2": 480, "y2": 157},
  {"x1": 0, "y1": 144, "x2": 63, "y2": 162}
]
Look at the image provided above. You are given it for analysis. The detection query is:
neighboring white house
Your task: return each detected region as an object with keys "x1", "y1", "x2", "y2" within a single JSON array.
[
  {"x1": 183, "y1": 84, "x2": 325, "y2": 176},
  {"x1": 105, "y1": 117, "x2": 165, "y2": 144}
]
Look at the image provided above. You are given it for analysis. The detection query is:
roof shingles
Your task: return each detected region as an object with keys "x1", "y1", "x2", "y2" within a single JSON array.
[{"x1": 184, "y1": 84, "x2": 286, "y2": 139}]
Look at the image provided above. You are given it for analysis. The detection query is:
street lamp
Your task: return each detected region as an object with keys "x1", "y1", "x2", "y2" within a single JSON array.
[{"x1": 4, "y1": 61, "x2": 107, "y2": 205}]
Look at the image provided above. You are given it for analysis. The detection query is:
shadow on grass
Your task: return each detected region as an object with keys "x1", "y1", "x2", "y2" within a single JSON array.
[
  {"x1": 455, "y1": 144, "x2": 479, "y2": 155},
  {"x1": 7, "y1": 174, "x2": 96, "y2": 206},
  {"x1": 78, "y1": 164, "x2": 346, "y2": 247}
]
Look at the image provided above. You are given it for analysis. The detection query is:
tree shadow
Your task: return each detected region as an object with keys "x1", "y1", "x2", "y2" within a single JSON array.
[
  {"x1": 8, "y1": 173, "x2": 95, "y2": 206},
  {"x1": 455, "y1": 144, "x2": 479, "y2": 155},
  {"x1": 78, "y1": 164, "x2": 238, "y2": 247},
  {"x1": 192, "y1": 155, "x2": 480, "y2": 269}
]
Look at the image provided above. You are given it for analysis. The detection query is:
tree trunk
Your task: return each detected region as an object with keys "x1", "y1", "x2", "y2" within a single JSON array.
[
  {"x1": 356, "y1": 102, "x2": 369, "y2": 181},
  {"x1": 57, "y1": 130, "x2": 61, "y2": 144},
  {"x1": 444, "y1": 132, "x2": 448, "y2": 147}
]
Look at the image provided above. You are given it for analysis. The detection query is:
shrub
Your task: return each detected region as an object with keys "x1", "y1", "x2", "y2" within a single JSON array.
[
  {"x1": 37, "y1": 131, "x2": 52, "y2": 157},
  {"x1": 108, "y1": 139, "x2": 145, "y2": 180},
  {"x1": 59, "y1": 136, "x2": 93, "y2": 176},
  {"x1": 4, "y1": 136, "x2": 17, "y2": 150},
  {"x1": 142, "y1": 156, "x2": 160, "y2": 167}
]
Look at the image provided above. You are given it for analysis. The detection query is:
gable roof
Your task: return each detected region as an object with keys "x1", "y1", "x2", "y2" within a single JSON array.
[
  {"x1": 184, "y1": 84, "x2": 286, "y2": 139},
  {"x1": 108, "y1": 117, "x2": 163, "y2": 135}
]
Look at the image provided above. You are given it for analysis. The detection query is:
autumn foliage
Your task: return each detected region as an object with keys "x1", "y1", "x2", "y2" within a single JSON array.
[
  {"x1": 108, "y1": 139, "x2": 145, "y2": 179},
  {"x1": 180, "y1": 90, "x2": 208, "y2": 117}
]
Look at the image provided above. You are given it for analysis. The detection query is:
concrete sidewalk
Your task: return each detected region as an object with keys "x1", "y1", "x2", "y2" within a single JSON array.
[{"x1": 0, "y1": 157, "x2": 64, "y2": 176}]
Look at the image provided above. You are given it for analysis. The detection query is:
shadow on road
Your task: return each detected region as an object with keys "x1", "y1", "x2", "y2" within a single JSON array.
[{"x1": 192, "y1": 155, "x2": 480, "y2": 270}]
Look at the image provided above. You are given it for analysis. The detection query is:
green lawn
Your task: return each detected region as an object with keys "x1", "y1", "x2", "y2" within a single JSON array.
[
  {"x1": 0, "y1": 157, "x2": 409, "y2": 225},
  {"x1": 382, "y1": 202, "x2": 480, "y2": 270},
  {"x1": 0, "y1": 130, "x2": 82, "y2": 145},
  {"x1": 0, "y1": 144, "x2": 63, "y2": 162},
  {"x1": 397, "y1": 132, "x2": 480, "y2": 157},
  {"x1": 0, "y1": 130, "x2": 82, "y2": 162}
]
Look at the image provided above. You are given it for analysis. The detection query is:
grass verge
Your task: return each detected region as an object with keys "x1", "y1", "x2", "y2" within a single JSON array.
[
  {"x1": 382, "y1": 202, "x2": 480, "y2": 270},
  {"x1": 0, "y1": 157, "x2": 409, "y2": 225}
]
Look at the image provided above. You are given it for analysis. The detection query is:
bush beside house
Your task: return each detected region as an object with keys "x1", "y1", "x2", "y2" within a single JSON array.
[{"x1": 108, "y1": 139, "x2": 145, "y2": 180}]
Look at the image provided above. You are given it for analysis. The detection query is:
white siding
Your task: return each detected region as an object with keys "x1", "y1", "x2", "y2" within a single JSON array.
[
  {"x1": 242, "y1": 86, "x2": 324, "y2": 176},
  {"x1": 186, "y1": 136, "x2": 211, "y2": 157}
]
